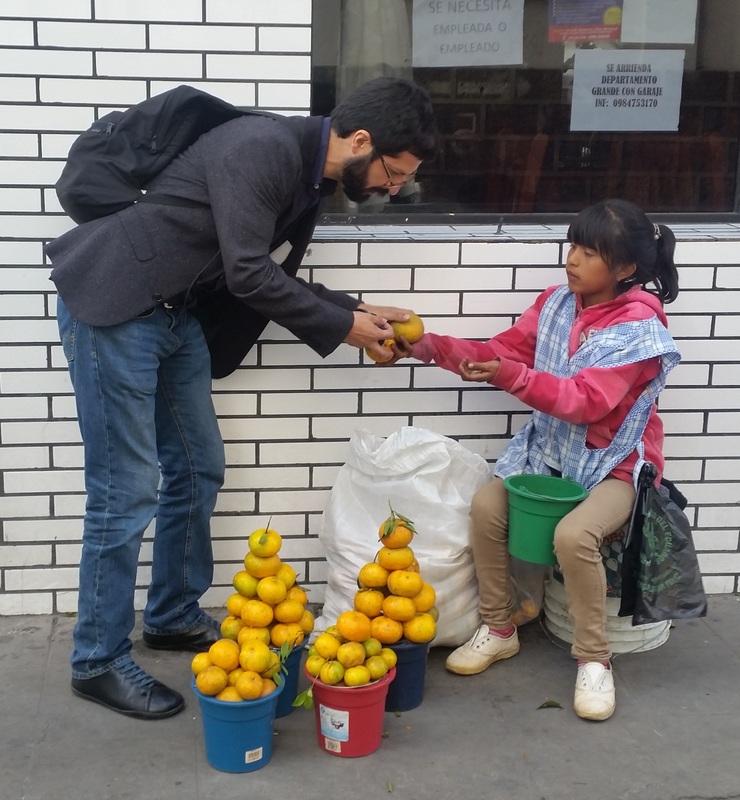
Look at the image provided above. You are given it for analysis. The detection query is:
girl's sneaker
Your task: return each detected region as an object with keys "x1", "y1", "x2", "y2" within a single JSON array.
[
  {"x1": 445, "y1": 623, "x2": 520, "y2": 675},
  {"x1": 574, "y1": 662, "x2": 616, "y2": 720}
]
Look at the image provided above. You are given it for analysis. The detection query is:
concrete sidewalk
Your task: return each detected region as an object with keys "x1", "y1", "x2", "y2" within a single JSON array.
[{"x1": 2, "y1": 595, "x2": 739, "y2": 800}]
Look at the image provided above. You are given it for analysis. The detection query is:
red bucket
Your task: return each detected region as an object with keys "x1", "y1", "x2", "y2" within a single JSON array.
[{"x1": 306, "y1": 666, "x2": 396, "y2": 758}]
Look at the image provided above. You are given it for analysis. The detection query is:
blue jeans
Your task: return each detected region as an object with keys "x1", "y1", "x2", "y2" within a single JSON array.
[{"x1": 58, "y1": 299, "x2": 225, "y2": 678}]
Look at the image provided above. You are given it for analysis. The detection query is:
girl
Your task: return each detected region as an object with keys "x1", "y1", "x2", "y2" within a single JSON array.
[{"x1": 387, "y1": 199, "x2": 680, "y2": 721}]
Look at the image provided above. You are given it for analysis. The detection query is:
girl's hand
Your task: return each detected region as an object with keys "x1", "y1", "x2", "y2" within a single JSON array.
[{"x1": 459, "y1": 357, "x2": 500, "y2": 382}]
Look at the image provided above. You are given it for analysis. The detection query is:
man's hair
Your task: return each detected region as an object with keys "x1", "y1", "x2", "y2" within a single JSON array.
[{"x1": 330, "y1": 77, "x2": 438, "y2": 161}]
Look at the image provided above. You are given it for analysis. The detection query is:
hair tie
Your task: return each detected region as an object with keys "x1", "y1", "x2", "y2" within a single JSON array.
[{"x1": 654, "y1": 223, "x2": 661, "y2": 240}]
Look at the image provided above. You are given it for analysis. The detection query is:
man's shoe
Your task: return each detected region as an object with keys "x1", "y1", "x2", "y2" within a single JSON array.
[
  {"x1": 143, "y1": 612, "x2": 220, "y2": 652},
  {"x1": 445, "y1": 623, "x2": 520, "y2": 675},
  {"x1": 573, "y1": 662, "x2": 616, "y2": 721},
  {"x1": 71, "y1": 660, "x2": 184, "y2": 720}
]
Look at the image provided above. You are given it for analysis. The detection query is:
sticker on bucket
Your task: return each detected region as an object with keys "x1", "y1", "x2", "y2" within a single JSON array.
[
  {"x1": 244, "y1": 747, "x2": 264, "y2": 765},
  {"x1": 319, "y1": 704, "x2": 349, "y2": 742},
  {"x1": 324, "y1": 738, "x2": 342, "y2": 753}
]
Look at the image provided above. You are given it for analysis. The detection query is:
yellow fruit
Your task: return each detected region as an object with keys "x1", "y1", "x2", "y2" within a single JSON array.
[
  {"x1": 344, "y1": 665, "x2": 372, "y2": 686},
  {"x1": 370, "y1": 615, "x2": 404, "y2": 645},
  {"x1": 378, "y1": 506, "x2": 416, "y2": 548},
  {"x1": 428, "y1": 605, "x2": 440, "y2": 622},
  {"x1": 336, "y1": 641, "x2": 367, "y2": 668},
  {"x1": 219, "y1": 614, "x2": 245, "y2": 641},
  {"x1": 354, "y1": 588, "x2": 385, "y2": 618},
  {"x1": 387, "y1": 569, "x2": 424, "y2": 598},
  {"x1": 377, "y1": 545, "x2": 415, "y2": 572},
  {"x1": 273, "y1": 598, "x2": 305, "y2": 624},
  {"x1": 298, "y1": 608, "x2": 315, "y2": 634},
  {"x1": 191, "y1": 651, "x2": 212, "y2": 676},
  {"x1": 365, "y1": 339, "x2": 395, "y2": 363},
  {"x1": 208, "y1": 638, "x2": 241, "y2": 672},
  {"x1": 196, "y1": 665, "x2": 229, "y2": 696},
  {"x1": 235, "y1": 669, "x2": 264, "y2": 700},
  {"x1": 276, "y1": 562, "x2": 297, "y2": 589},
  {"x1": 358, "y1": 562, "x2": 389, "y2": 589},
  {"x1": 403, "y1": 612, "x2": 437, "y2": 643},
  {"x1": 286, "y1": 585, "x2": 308, "y2": 605},
  {"x1": 407, "y1": 559, "x2": 420, "y2": 573},
  {"x1": 248, "y1": 527, "x2": 282, "y2": 558},
  {"x1": 232, "y1": 570, "x2": 259, "y2": 598},
  {"x1": 215, "y1": 686, "x2": 244, "y2": 702},
  {"x1": 314, "y1": 632, "x2": 341, "y2": 660},
  {"x1": 228, "y1": 667, "x2": 245, "y2": 686},
  {"x1": 240, "y1": 599, "x2": 274, "y2": 628},
  {"x1": 382, "y1": 594, "x2": 417, "y2": 622},
  {"x1": 365, "y1": 654, "x2": 389, "y2": 680},
  {"x1": 305, "y1": 654, "x2": 327, "y2": 677},
  {"x1": 256, "y1": 575, "x2": 287, "y2": 605},
  {"x1": 270, "y1": 622, "x2": 305, "y2": 648},
  {"x1": 336, "y1": 610, "x2": 373, "y2": 643},
  {"x1": 225, "y1": 592, "x2": 250, "y2": 618},
  {"x1": 237, "y1": 626, "x2": 271, "y2": 647},
  {"x1": 260, "y1": 678, "x2": 278, "y2": 697},
  {"x1": 260, "y1": 649, "x2": 281, "y2": 679},
  {"x1": 362, "y1": 637, "x2": 383, "y2": 658},
  {"x1": 390, "y1": 312, "x2": 424, "y2": 343},
  {"x1": 244, "y1": 552, "x2": 281, "y2": 579},
  {"x1": 324, "y1": 625, "x2": 345, "y2": 642},
  {"x1": 319, "y1": 660, "x2": 345, "y2": 686},
  {"x1": 412, "y1": 582, "x2": 437, "y2": 613},
  {"x1": 239, "y1": 640, "x2": 272, "y2": 674},
  {"x1": 380, "y1": 647, "x2": 398, "y2": 669}
]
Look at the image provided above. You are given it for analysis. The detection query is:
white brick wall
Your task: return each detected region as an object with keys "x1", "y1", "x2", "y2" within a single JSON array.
[{"x1": 0, "y1": 3, "x2": 739, "y2": 616}]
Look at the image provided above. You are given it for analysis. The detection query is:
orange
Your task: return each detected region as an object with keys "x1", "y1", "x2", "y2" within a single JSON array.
[
  {"x1": 244, "y1": 552, "x2": 281, "y2": 579},
  {"x1": 381, "y1": 594, "x2": 417, "y2": 622},
  {"x1": 276, "y1": 562, "x2": 297, "y2": 589},
  {"x1": 412, "y1": 582, "x2": 436, "y2": 612},
  {"x1": 240, "y1": 599, "x2": 274, "y2": 628},
  {"x1": 235, "y1": 669, "x2": 264, "y2": 700},
  {"x1": 256, "y1": 575, "x2": 287, "y2": 605},
  {"x1": 380, "y1": 647, "x2": 398, "y2": 669},
  {"x1": 190, "y1": 651, "x2": 212, "y2": 675},
  {"x1": 376, "y1": 545, "x2": 415, "y2": 572},
  {"x1": 196, "y1": 665, "x2": 229, "y2": 696},
  {"x1": 370, "y1": 615, "x2": 403, "y2": 645},
  {"x1": 319, "y1": 660, "x2": 345, "y2": 686},
  {"x1": 248, "y1": 527, "x2": 282, "y2": 558},
  {"x1": 336, "y1": 641, "x2": 367, "y2": 669},
  {"x1": 260, "y1": 650, "x2": 281, "y2": 679},
  {"x1": 232, "y1": 569, "x2": 259, "y2": 597},
  {"x1": 336, "y1": 610, "x2": 372, "y2": 643},
  {"x1": 324, "y1": 625, "x2": 345, "y2": 642},
  {"x1": 403, "y1": 612, "x2": 437, "y2": 643},
  {"x1": 273, "y1": 598, "x2": 305, "y2": 624},
  {"x1": 219, "y1": 614, "x2": 245, "y2": 641},
  {"x1": 407, "y1": 559, "x2": 420, "y2": 574},
  {"x1": 270, "y1": 621, "x2": 304, "y2": 648},
  {"x1": 225, "y1": 592, "x2": 250, "y2": 618},
  {"x1": 428, "y1": 605, "x2": 439, "y2": 622},
  {"x1": 386, "y1": 569, "x2": 424, "y2": 598},
  {"x1": 365, "y1": 340, "x2": 395, "y2": 363},
  {"x1": 215, "y1": 686, "x2": 243, "y2": 702},
  {"x1": 260, "y1": 678, "x2": 278, "y2": 697},
  {"x1": 298, "y1": 608, "x2": 315, "y2": 634},
  {"x1": 362, "y1": 637, "x2": 383, "y2": 658},
  {"x1": 358, "y1": 562, "x2": 389, "y2": 589},
  {"x1": 237, "y1": 626, "x2": 271, "y2": 647},
  {"x1": 390, "y1": 312, "x2": 424, "y2": 343},
  {"x1": 208, "y1": 638, "x2": 241, "y2": 672},
  {"x1": 365, "y1": 654, "x2": 389, "y2": 680},
  {"x1": 227, "y1": 667, "x2": 245, "y2": 686},
  {"x1": 378, "y1": 506, "x2": 417, "y2": 548},
  {"x1": 354, "y1": 588, "x2": 385, "y2": 618},
  {"x1": 239, "y1": 640, "x2": 272, "y2": 674},
  {"x1": 344, "y1": 665, "x2": 371, "y2": 686},
  {"x1": 314, "y1": 632, "x2": 341, "y2": 660},
  {"x1": 305, "y1": 654, "x2": 327, "y2": 677},
  {"x1": 286, "y1": 585, "x2": 308, "y2": 605}
]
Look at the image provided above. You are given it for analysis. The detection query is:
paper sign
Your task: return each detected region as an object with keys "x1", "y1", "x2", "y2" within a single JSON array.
[
  {"x1": 570, "y1": 48, "x2": 684, "y2": 131},
  {"x1": 412, "y1": 0, "x2": 524, "y2": 68},
  {"x1": 621, "y1": 0, "x2": 698, "y2": 44},
  {"x1": 548, "y1": 0, "x2": 623, "y2": 43}
]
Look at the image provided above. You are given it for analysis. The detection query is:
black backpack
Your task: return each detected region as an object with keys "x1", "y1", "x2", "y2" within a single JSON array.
[{"x1": 55, "y1": 85, "x2": 256, "y2": 223}]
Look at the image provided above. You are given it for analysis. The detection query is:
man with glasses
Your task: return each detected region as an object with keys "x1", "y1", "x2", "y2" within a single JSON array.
[{"x1": 45, "y1": 77, "x2": 437, "y2": 720}]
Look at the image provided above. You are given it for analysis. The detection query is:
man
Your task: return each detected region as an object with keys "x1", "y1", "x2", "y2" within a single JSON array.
[{"x1": 45, "y1": 77, "x2": 437, "y2": 719}]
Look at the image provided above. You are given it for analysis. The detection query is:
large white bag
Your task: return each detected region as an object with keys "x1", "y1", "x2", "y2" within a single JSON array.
[{"x1": 317, "y1": 426, "x2": 492, "y2": 647}]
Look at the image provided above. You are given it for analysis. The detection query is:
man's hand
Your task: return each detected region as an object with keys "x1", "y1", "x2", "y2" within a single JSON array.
[
  {"x1": 344, "y1": 310, "x2": 394, "y2": 354},
  {"x1": 357, "y1": 303, "x2": 413, "y2": 325},
  {"x1": 459, "y1": 357, "x2": 500, "y2": 382}
]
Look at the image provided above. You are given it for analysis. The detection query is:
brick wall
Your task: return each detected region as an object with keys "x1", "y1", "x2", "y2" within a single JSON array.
[{"x1": 1, "y1": 3, "x2": 739, "y2": 616}]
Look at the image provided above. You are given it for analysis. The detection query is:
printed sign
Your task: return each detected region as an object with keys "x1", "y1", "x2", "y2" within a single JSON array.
[
  {"x1": 570, "y1": 48, "x2": 684, "y2": 131},
  {"x1": 548, "y1": 0, "x2": 623, "y2": 43},
  {"x1": 412, "y1": 0, "x2": 524, "y2": 68}
]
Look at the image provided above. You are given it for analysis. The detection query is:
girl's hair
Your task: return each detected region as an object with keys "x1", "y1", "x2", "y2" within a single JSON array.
[{"x1": 567, "y1": 198, "x2": 679, "y2": 304}]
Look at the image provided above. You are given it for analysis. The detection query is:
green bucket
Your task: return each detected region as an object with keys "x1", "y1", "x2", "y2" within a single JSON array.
[{"x1": 504, "y1": 474, "x2": 589, "y2": 565}]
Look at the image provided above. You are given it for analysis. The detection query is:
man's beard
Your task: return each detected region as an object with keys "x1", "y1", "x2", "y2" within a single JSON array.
[{"x1": 341, "y1": 154, "x2": 388, "y2": 203}]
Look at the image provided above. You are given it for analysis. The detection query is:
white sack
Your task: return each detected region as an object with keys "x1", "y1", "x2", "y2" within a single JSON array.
[{"x1": 316, "y1": 426, "x2": 492, "y2": 647}]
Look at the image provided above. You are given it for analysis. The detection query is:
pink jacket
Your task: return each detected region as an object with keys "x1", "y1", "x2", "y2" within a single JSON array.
[{"x1": 413, "y1": 285, "x2": 670, "y2": 484}]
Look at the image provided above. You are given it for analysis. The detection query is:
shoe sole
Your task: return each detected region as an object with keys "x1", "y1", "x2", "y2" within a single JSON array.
[
  {"x1": 142, "y1": 639, "x2": 216, "y2": 653},
  {"x1": 574, "y1": 703, "x2": 615, "y2": 721},
  {"x1": 445, "y1": 642, "x2": 520, "y2": 676},
  {"x1": 71, "y1": 685, "x2": 185, "y2": 720}
]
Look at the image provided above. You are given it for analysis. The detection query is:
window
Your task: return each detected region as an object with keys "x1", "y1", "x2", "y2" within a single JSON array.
[{"x1": 312, "y1": 0, "x2": 740, "y2": 219}]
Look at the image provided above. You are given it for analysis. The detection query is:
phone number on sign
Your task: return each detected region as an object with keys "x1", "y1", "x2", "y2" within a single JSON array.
[{"x1": 612, "y1": 98, "x2": 659, "y2": 108}]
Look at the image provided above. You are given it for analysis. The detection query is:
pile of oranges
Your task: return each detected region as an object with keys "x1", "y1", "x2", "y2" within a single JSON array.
[
  {"x1": 307, "y1": 507, "x2": 437, "y2": 688},
  {"x1": 191, "y1": 524, "x2": 314, "y2": 701}
]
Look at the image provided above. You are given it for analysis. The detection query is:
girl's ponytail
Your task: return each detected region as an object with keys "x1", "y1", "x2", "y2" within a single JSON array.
[{"x1": 652, "y1": 223, "x2": 679, "y2": 304}]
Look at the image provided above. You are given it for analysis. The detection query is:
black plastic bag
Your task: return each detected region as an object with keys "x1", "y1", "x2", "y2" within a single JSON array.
[{"x1": 619, "y1": 464, "x2": 707, "y2": 626}]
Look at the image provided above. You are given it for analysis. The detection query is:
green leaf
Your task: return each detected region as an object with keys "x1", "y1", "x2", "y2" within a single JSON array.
[
  {"x1": 387, "y1": 779, "x2": 394, "y2": 793},
  {"x1": 537, "y1": 699, "x2": 563, "y2": 709},
  {"x1": 292, "y1": 686, "x2": 313, "y2": 709}
]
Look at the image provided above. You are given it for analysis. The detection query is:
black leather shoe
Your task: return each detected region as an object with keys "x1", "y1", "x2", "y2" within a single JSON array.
[
  {"x1": 71, "y1": 662, "x2": 185, "y2": 720},
  {"x1": 142, "y1": 620, "x2": 220, "y2": 652}
]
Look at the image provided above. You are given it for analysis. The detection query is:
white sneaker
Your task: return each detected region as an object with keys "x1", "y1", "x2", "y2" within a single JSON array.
[
  {"x1": 573, "y1": 662, "x2": 616, "y2": 721},
  {"x1": 445, "y1": 624, "x2": 520, "y2": 676}
]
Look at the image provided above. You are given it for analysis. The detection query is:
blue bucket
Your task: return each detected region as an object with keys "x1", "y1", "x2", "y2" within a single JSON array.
[
  {"x1": 192, "y1": 679, "x2": 284, "y2": 773},
  {"x1": 384, "y1": 638, "x2": 430, "y2": 712},
  {"x1": 275, "y1": 641, "x2": 307, "y2": 718}
]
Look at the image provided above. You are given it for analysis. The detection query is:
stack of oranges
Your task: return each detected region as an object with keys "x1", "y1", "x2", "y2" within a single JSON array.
[{"x1": 191, "y1": 524, "x2": 314, "y2": 702}]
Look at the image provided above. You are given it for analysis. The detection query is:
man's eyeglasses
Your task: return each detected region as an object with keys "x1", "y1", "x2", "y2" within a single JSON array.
[{"x1": 378, "y1": 154, "x2": 416, "y2": 188}]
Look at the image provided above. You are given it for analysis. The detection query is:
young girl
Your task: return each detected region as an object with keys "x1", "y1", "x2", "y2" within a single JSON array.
[{"x1": 387, "y1": 199, "x2": 680, "y2": 721}]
